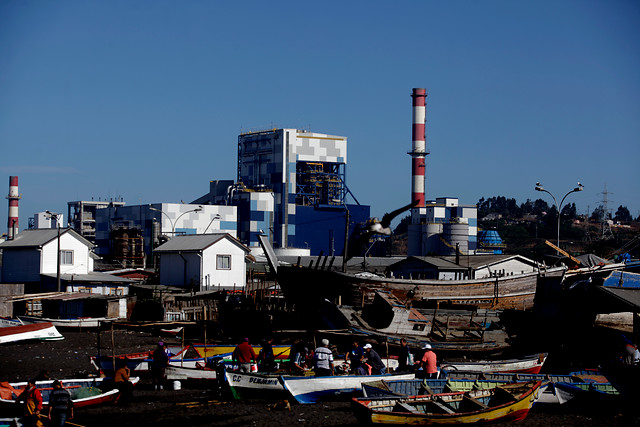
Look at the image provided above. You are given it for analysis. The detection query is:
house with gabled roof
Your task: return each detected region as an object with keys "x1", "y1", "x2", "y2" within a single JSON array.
[
  {"x1": 0, "y1": 228, "x2": 133, "y2": 295},
  {"x1": 154, "y1": 233, "x2": 251, "y2": 291}
]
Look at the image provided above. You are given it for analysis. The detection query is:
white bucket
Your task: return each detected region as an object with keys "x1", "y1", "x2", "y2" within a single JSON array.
[{"x1": 173, "y1": 380, "x2": 181, "y2": 390}]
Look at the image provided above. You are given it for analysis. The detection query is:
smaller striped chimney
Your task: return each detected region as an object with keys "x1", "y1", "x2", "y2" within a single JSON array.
[
  {"x1": 7, "y1": 176, "x2": 21, "y2": 239},
  {"x1": 410, "y1": 88, "x2": 428, "y2": 207}
]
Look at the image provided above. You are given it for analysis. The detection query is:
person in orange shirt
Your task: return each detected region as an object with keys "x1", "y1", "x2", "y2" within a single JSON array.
[{"x1": 416, "y1": 343, "x2": 438, "y2": 379}]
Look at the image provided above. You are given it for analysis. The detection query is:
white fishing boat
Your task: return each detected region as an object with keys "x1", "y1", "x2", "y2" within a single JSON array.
[
  {"x1": 19, "y1": 315, "x2": 118, "y2": 328},
  {"x1": 0, "y1": 322, "x2": 63, "y2": 344},
  {"x1": 440, "y1": 353, "x2": 548, "y2": 375},
  {"x1": 280, "y1": 372, "x2": 416, "y2": 404},
  {"x1": 224, "y1": 369, "x2": 287, "y2": 399}
]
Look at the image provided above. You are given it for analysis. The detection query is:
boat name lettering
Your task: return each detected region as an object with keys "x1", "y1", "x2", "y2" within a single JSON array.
[
  {"x1": 232, "y1": 375, "x2": 242, "y2": 382},
  {"x1": 249, "y1": 377, "x2": 277, "y2": 385}
]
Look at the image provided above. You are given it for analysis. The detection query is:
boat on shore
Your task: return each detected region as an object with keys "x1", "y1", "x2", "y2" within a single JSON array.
[
  {"x1": 361, "y1": 378, "x2": 509, "y2": 398},
  {"x1": 351, "y1": 380, "x2": 541, "y2": 424},
  {"x1": 0, "y1": 377, "x2": 140, "y2": 411},
  {"x1": 19, "y1": 315, "x2": 118, "y2": 329},
  {"x1": 192, "y1": 343, "x2": 291, "y2": 362},
  {"x1": 0, "y1": 322, "x2": 63, "y2": 344},
  {"x1": 224, "y1": 369, "x2": 289, "y2": 400},
  {"x1": 439, "y1": 353, "x2": 547, "y2": 374},
  {"x1": 280, "y1": 372, "x2": 416, "y2": 404}
]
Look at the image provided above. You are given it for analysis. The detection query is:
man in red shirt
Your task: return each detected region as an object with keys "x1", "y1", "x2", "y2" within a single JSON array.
[
  {"x1": 17, "y1": 378, "x2": 43, "y2": 427},
  {"x1": 416, "y1": 343, "x2": 438, "y2": 379},
  {"x1": 233, "y1": 338, "x2": 256, "y2": 373}
]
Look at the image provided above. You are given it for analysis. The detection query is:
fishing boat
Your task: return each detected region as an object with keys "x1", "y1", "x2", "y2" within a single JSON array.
[
  {"x1": 351, "y1": 381, "x2": 541, "y2": 424},
  {"x1": 90, "y1": 345, "x2": 199, "y2": 372},
  {"x1": 0, "y1": 322, "x2": 63, "y2": 344},
  {"x1": 0, "y1": 377, "x2": 140, "y2": 411},
  {"x1": 192, "y1": 343, "x2": 292, "y2": 362},
  {"x1": 280, "y1": 372, "x2": 416, "y2": 404},
  {"x1": 439, "y1": 353, "x2": 547, "y2": 374},
  {"x1": 361, "y1": 378, "x2": 509, "y2": 398},
  {"x1": 327, "y1": 292, "x2": 510, "y2": 355},
  {"x1": 19, "y1": 315, "x2": 118, "y2": 328},
  {"x1": 259, "y1": 235, "x2": 562, "y2": 311},
  {"x1": 224, "y1": 369, "x2": 289, "y2": 400},
  {"x1": 166, "y1": 364, "x2": 218, "y2": 380}
]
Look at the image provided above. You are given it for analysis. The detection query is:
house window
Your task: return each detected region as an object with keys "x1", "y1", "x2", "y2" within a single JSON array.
[
  {"x1": 217, "y1": 254, "x2": 231, "y2": 270},
  {"x1": 61, "y1": 250, "x2": 74, "y2": 265},
  {"x1": 110, "y1": 288, "x2": 124, "y2": 296},
  {"x1": 78, "y1": 287, "x2": 92, "y2": 293}
]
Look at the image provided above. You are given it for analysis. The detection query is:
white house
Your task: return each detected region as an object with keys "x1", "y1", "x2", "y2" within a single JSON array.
[
  {"x1": 0, "y1": 229, "x2": 131, "y2": 295},
  {"x1": 154, "y1": 233, "x2": 251, "y2": 291}
]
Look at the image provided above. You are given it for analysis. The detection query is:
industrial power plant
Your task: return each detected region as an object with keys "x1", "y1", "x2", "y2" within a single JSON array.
[{"x1": 4, "y1": 88, "x2": 480, "y2": 266}]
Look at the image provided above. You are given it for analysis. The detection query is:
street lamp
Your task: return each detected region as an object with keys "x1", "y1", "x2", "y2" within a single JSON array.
[
  {"x1": 45, "y1": 210, "x2": 62, "y2": 292},
  {"x1": 534, "y1": 182, "x2": 584, "y2": 254},
  {"x1": 203, "y1": 214, "x2": 221, "y2": 234},
  {"x1": 149, "y1": 205, "x2": 203, "y2": 237}
]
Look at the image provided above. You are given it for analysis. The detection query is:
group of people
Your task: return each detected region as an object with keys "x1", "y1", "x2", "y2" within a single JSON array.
[
  {"x1": 17, "y1": 378, "x2": 73, "y2": 427},
  {"x1": 231, "y1": 336, "x2": 438, "y2": 378}
]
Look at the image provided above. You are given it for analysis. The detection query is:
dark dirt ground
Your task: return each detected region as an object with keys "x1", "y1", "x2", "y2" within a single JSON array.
[{"x1": 0, "y1": 328, "x2": 638, "y2": 426}]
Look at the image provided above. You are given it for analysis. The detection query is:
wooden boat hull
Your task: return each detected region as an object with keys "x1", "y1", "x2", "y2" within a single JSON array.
[
  {"x1": 0, "y1": 322, "x2": 63, "y2": 344},
  {"x1": 362, "y1": 379, "x2": 509, "y2": 398},
  {"x1": 439, "y1": 353, "x2": 547, "y2": 374},
  {"x1": 351, "y1": 381, "x2": 541, "y2": 424},
  {"x1": 276, "y1": 264, "x2": 541, "y2": 310},
  {"x1": 281, "y1": 372, "x2": 416, "y2": 404}
]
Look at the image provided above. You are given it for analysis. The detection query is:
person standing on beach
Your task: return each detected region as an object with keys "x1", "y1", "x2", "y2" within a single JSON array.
[
  {"x1": 348, "y1": 340, "x2": 365, "y2": 374},
  {"x1": 151, "y1": 341, "x2": 169, "y2": 390},
  {"x1": 47, "y1": 380, "x2": 73, "y2": 427},
  {"x1": 416, "y1": 343, "x2": 438, "y2": 379},
  {"x1": 363, "y1": 343, "x2": 386, "y2": 375},
  {"x1": 233, "y1": 338, "x2": 256, "y2": 373},
  {"x1": 313, "y1": 339, "x2": 334, "y2": 376},
  {"x1": 397, "y1": 338, "x2": 413, "y2": 372},
  {"x1": 257, "y1": 337, "x2": 276, "y2": 372},
  {"x1": 17, "y1": 378, "x2": 43, "y2": 427}
]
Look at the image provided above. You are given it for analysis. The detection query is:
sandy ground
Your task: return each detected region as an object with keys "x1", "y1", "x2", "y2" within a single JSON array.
[{"x1": 0, "y1": 329, "x2": 637, "y2": 426}]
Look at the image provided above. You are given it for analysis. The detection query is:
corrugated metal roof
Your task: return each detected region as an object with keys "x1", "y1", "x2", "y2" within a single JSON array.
[
  {"x1": 154, "y1": 233, "x2": 249, "y2": 253},
  {"x1": 0, "y1": 229, "x2": 93, "y2": 249}
]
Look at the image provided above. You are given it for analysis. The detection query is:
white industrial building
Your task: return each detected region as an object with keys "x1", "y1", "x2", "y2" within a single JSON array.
[{"x1": 408, "y1": 197, "x2": 478, "y2": 256}]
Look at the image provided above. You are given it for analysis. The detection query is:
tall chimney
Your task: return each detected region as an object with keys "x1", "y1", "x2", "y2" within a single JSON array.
[
  {"x1": 7, "y1": 176, "x2": 21, "y2": 239},
  {"x1": 410, "y1": 88, "x2": 428, "y2": 207}
]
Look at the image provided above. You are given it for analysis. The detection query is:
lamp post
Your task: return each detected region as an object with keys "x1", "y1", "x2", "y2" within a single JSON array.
[
  {"x1": 149, "y1": 205, "x2": 203, "y2": 237},
  {"x1": 534, "y1": 182, "x2": 584, "y2": 254},
  {"x1": 45, "y1": 211, "x2": 62, "y2": 292}
]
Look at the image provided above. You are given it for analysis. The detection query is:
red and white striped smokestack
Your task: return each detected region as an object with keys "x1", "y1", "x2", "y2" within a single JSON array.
[
  {"x1": 410, "y1": 88, "x2": 428, "y2": 207},
  {"x1": 7, "y1": 176, "x2": 21, "y2": 240}
]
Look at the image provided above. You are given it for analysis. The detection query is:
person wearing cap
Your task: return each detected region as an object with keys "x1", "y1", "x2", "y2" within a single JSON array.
[
  {"x1": 151, "y1": 341, "x2": 169, "y2": 390},
  {"x1": 17, "y1": 378, "x2": 43, "y2": 427},
  {"x1": 363, "y1": 343, "x2": 386, "y2": 375},
  {"x1": 233, "y1": 337, "x2": 257, "y2": 373},
  {"x1": 48, "y1": 380, "x2": 73, "y2": 427},
  {"x1": 313, "y1": 338, "x2": 334, "y2": 376},
  {"x1": 416, "y1": 343, "x2": 438, "y2": 379}
]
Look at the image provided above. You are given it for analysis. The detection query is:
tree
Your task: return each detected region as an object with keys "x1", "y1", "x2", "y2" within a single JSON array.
[
  {"x1": 591, "y1": 205, "x2": 608, "y2": 222},
  {"x1": 561, "y1": 203, "x2": 577, "y2": 220},
  {"x1": 614, "y1": 205, "x2": 632, "y2": 223}
]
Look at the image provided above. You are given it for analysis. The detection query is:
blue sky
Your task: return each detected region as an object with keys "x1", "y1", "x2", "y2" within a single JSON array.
[{"x1": 1, "y1": 0, "x2": 639, "y2": 234}]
